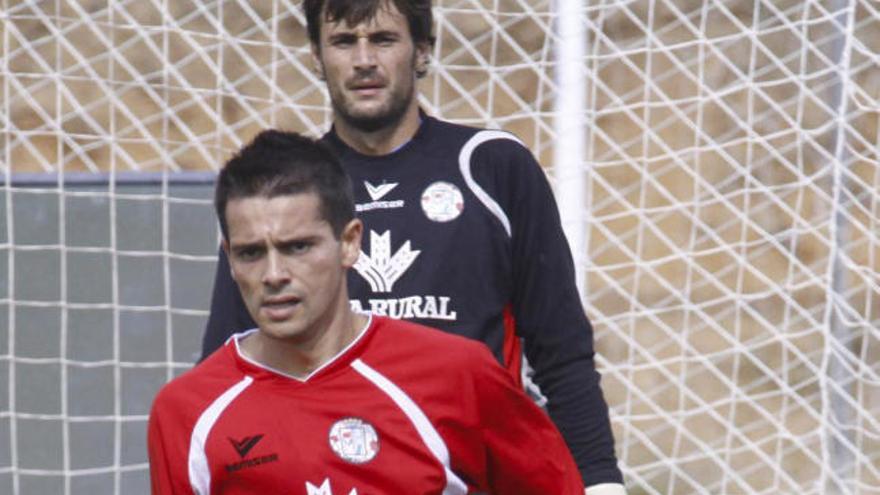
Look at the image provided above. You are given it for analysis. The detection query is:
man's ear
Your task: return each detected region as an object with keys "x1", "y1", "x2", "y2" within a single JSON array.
[
  {"x1": 311, "y1": 44, "x2": 325, "y2": 80},
  {"x1": 414, "y1": 42, "x2": 430, "y2": 78},
  {"x1": 340, "y1": 219, "x2": 363, "y2": 268},
  {"x1": 222, "y1": 239, "x2": 237, "y2": 281}
]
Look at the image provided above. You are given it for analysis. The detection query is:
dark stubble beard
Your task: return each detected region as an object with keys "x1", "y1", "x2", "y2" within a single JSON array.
[{"x1": 332, "y1": 78, "x2": 415, "y2": 133}]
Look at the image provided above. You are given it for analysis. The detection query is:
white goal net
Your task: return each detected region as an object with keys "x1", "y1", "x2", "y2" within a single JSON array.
[{"x1": 1, "y1": 0, "x2": 878, "y2": 494}]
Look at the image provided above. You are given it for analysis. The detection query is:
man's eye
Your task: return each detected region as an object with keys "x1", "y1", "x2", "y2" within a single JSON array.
[
  {"x1": 235, "y1": 248, "x2": 262, "y2": 261},
  {"x1": 330, "y1": 36, "x2": 355, "y2": 47},
  {"x1": 372, "y1": 35, "x2": 397, "y2": 46},
  {"x1": 285, "y1": 242, "x2": 311, "y2": 254}
]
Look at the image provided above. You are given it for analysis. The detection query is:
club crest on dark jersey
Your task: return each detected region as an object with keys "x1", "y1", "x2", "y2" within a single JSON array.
[
  {"x1": 328, "y1": 418, "x2": 379, "y2": 464},
  {"x1": 421, "y1": 181, "x2": 464, "y2": 222}
]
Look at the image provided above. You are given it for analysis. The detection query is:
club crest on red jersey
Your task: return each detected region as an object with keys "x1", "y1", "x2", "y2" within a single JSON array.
[
  {"x1": 421, "y1": 181, "x2": 464, "y2": 222},
  {"x1": 328, "y1": 418, "x2": 379, "y2": 464}
]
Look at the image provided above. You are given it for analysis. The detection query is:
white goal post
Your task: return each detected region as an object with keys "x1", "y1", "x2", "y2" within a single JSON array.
[{"x1": 2, "y1": 1, "x2": 879, "y2": 494}]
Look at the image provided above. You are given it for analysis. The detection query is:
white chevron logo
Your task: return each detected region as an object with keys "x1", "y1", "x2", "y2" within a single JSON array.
[
  {"x1": 306, "y1": 478, "x2": 357, "y2": 495},
  {"x1": 364, "y1": 181, "x2": 398, "y2": 201},
  {"x1": 354, "y1": 230, "x2": 420, "y2": 293}
]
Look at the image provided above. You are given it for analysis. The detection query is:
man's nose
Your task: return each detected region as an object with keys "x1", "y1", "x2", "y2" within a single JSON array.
[
  {"x1": 353, "y1": 38, "x2": 377, "y2": 69},
  {"x1": 261, "y1": 251, "x2": 289, "y2": 288}
]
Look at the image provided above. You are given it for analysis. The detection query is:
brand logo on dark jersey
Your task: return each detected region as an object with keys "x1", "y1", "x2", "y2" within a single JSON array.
[
  {"x1": 225, "y1": 434, "x2": 279, "y2": 473},
  {"x1": 349, "y1": 296, "x2": 457, "y2": 321},
  {"x1": 357, "y1": 181, "x2": 405, "y2": 212},
  {"x1": 354, "y1": 230, "x2": 420, "y2": 292},
  {"x1": 351, "y1": 230, "x2": 458, "y2": 321},
  {"x1": 364, "y1": 181, "x2": 398, "y2": 201},
  {"x1": 229, "y1": 434, "x2": 263, "y2": 458}
]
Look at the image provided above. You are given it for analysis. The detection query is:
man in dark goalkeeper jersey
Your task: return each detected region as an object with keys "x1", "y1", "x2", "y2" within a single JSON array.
[{"x1": 201, "y1": 1, "x2": 624, "y2": 492}]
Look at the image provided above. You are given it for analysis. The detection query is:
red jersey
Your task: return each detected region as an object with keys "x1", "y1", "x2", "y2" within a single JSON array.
[{"x1": 148, "y1": 315, "x2": 584, "y2": 494}]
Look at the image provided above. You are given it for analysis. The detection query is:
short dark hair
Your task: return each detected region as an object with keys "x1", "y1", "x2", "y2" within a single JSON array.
[
  {"x1": 304, "y1": 0, "x2": 435, "y2": 49},
  {"x1": 214, "y1": 130, "x2": 354, "y2": 241}
]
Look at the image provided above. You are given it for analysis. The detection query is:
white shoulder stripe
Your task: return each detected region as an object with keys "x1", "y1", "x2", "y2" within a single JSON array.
[
  {"x1": 188, "y1": 376, "x2": 254, "y2": 495},
  {"x1": 351, "y1": 359, "x2": 467, "y2": 495},
  {"x1": 458, "y1": 130, "x2": 523, "y2": 238}
]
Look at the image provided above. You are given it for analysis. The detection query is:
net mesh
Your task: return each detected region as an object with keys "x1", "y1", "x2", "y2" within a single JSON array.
[{"x1": 1, "y1": 0, "x2": 879, "y2": 494}]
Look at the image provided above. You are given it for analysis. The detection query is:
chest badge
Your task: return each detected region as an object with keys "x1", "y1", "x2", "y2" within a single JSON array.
[
  {"x1": 364, "y1": 181, "x2": 398, "y2": 201},
  {"x1": 421, "y1": 181, "x2": 464, "y2": 222},
  {"x1": 328, "y1": 418, "x2": 379, "y2": 464}
]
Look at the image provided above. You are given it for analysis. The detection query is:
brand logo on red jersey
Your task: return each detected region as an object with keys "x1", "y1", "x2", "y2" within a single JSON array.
[
  {"x1": 224, "y1": 433, "x2": 279, "y2": 473},
  {"x1": 229, "y1": 434, "x2": 263, "y2": 458}
]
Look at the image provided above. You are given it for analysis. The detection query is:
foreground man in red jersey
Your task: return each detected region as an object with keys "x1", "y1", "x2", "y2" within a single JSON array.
[{"x1": 147, "y1": 130, "x2": 584, "y2": 494}]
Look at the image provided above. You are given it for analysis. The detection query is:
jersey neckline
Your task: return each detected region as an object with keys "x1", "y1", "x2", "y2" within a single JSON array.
[
  {"x1": 227, "y1": 313, "x2": 376, "y2": 384},
  {"x1": 324, "y1": 110, "x2": 435, "y2": 163}
]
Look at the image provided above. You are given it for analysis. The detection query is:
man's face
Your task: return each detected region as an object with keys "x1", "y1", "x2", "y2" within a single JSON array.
[
  {"x1": 223, "y1": 193, "x2": 361, "y2": 344},
  {"x1": 312, "y1": 1, "x2": 428, "y2": 132}
]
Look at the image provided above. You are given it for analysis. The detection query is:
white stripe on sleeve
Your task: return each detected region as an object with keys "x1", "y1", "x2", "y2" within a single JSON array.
[
  {"x1": 458, "y1": 130, "x2": 524, "y2": 238},
  {"x1": 188, "y1": 376, "x2": 254, "y2": 495}
]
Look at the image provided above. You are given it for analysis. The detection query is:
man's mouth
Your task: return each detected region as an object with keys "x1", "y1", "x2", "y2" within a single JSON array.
[
  {"x1": 348, "y1": 80, "x2": 385, "y2": 94},
  {"x1": 261, "y1": 296, "x2": 301, "y2": 320}
]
